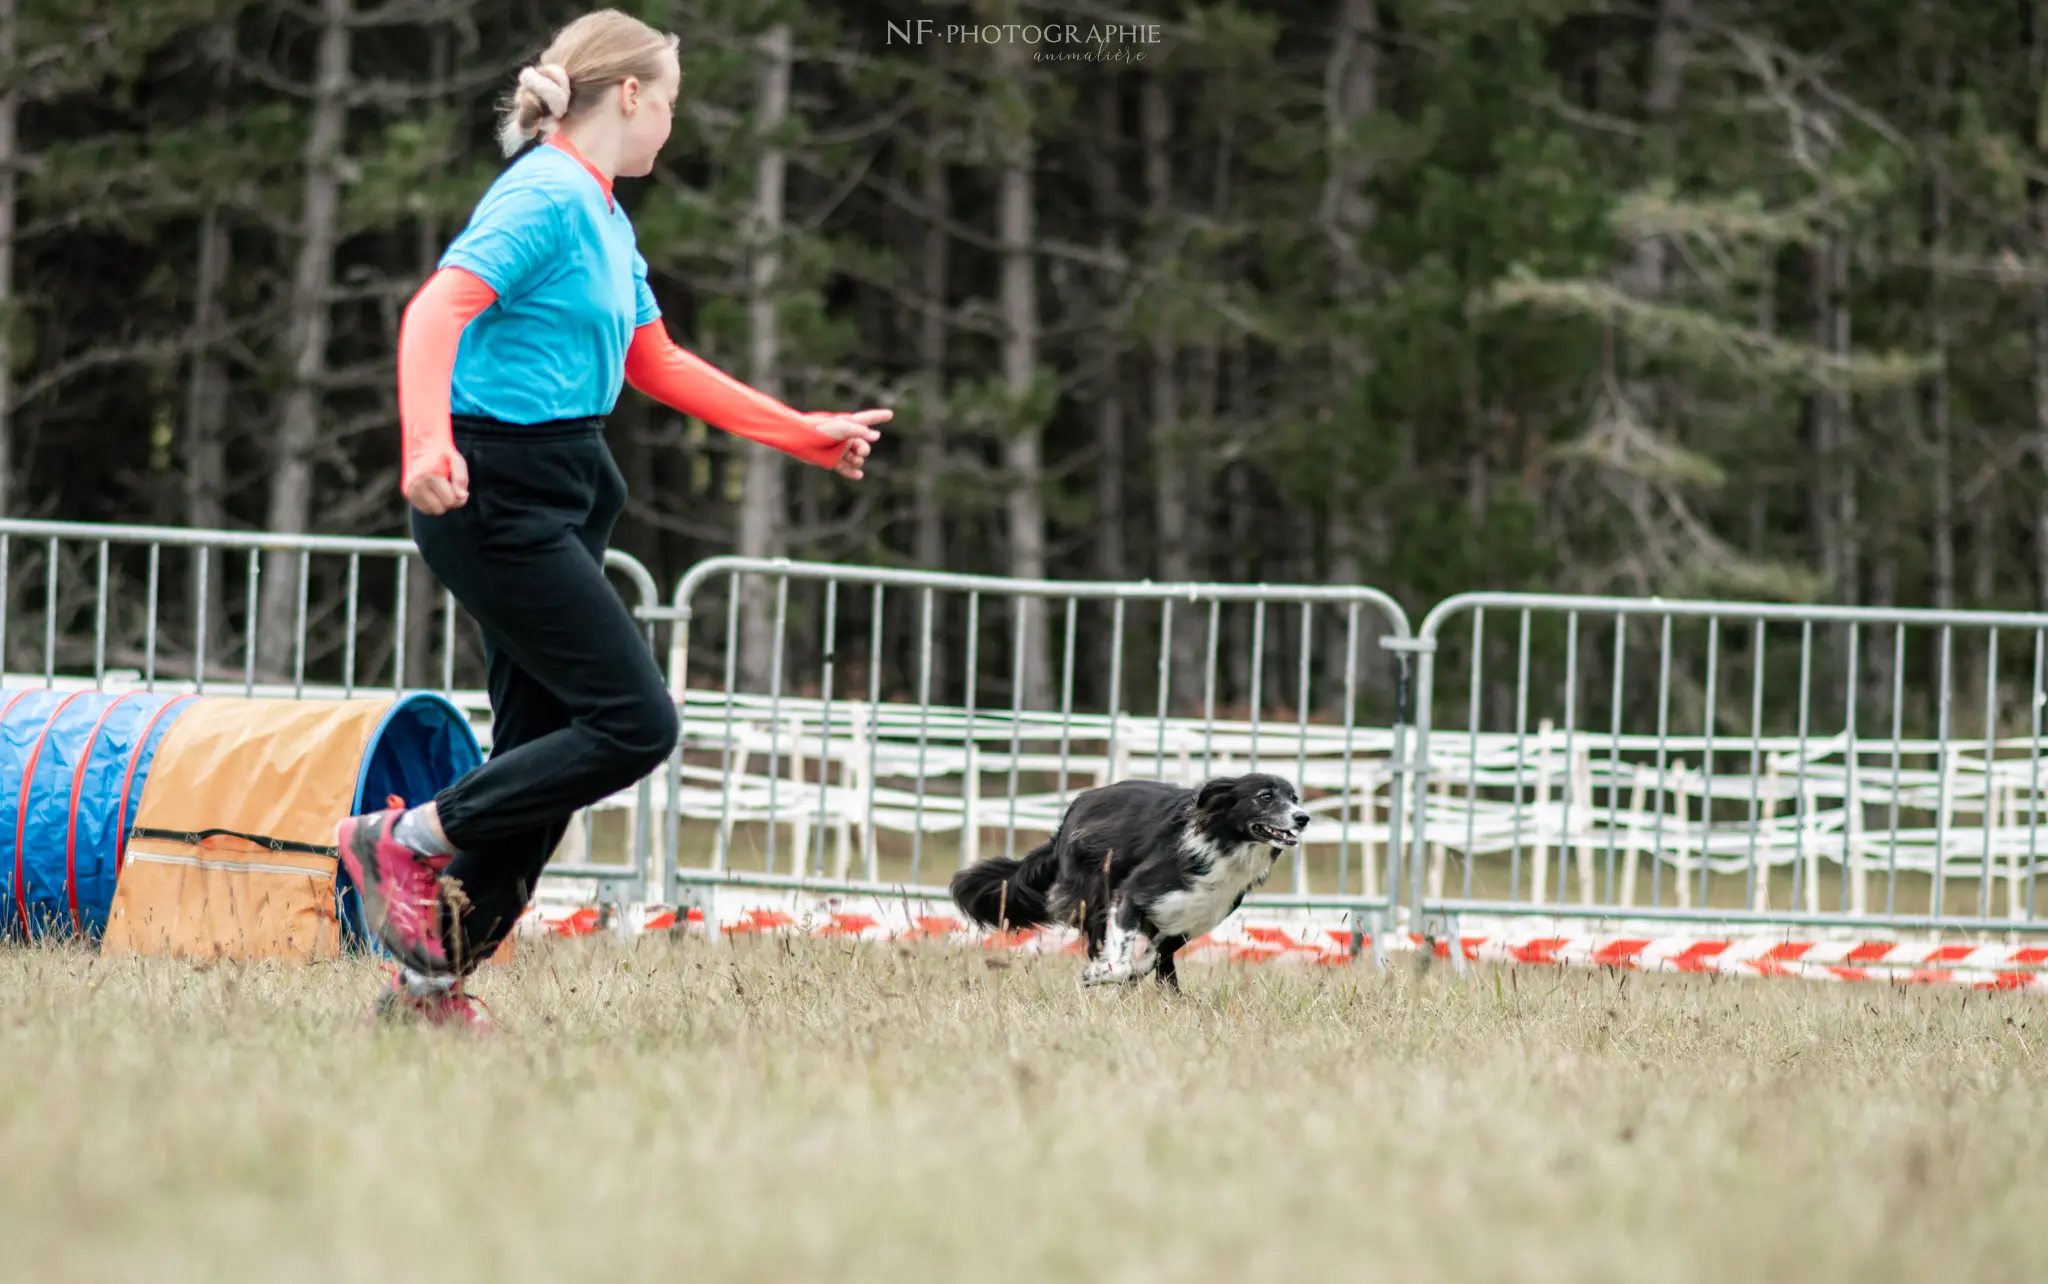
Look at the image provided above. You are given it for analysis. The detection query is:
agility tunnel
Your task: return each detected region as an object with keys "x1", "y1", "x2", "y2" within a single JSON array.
[{"x1": 0, "y1": 688, "x2": 481, "y2": 960}]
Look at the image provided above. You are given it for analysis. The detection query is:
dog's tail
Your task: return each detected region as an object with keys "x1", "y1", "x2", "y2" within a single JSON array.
[{"x1": 949, "y1": 841, "x2": 1060, "y2": 929}]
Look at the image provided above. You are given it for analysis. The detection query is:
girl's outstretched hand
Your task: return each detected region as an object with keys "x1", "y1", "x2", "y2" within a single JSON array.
[{"x1": 805, "y1": 408, "x2": 891, "y2": 480}]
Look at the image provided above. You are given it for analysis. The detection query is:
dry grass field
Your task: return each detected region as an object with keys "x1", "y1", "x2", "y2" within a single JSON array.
[{"x1": 0, "y1": 934, "x2": 2044, "y2": 1283}]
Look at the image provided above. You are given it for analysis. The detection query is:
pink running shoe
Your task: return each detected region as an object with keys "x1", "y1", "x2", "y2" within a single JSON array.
[
  {"x1": 370, "y1": 970, "x2": 493, "y2": 1032},
  {"x1": 336, "y1": 804, "x2": 452, "y2": 975}
]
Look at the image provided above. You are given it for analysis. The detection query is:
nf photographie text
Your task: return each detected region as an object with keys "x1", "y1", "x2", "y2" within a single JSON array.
[{"x1": 884, "y1": 21, "x2": 1162, "y2": 47}]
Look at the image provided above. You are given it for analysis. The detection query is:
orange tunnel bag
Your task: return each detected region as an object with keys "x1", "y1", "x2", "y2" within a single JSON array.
[{"x1": 100, "y1": 694, "x2": 489, "y2": 964}]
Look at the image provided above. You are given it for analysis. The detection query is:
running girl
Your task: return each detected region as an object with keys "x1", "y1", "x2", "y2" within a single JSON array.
[{"x1": 337, "y1": 9, "x2": 889, "y2": 1028}]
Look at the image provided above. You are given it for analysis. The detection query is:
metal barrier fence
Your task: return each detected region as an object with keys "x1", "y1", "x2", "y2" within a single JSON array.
[
  {"x1": 643, "y1": 557, "x2": 1417, "y2": 943},
  {"x1": 0, "y1": 518, "x2": 663, "y2": 896},
  {"x1": 1404, "y1": 593, "x2": 2048, "y2": 955},
  {"x1": 17, "y1": 517, "x2": 2048, "y2": 963}
]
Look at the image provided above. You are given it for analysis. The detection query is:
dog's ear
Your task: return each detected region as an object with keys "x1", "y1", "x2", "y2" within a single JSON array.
[{"x1": 1196, "y1": 777, "x2": 1235, "y2": 811}]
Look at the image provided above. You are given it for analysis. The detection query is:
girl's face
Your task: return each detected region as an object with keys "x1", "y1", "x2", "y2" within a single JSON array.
[{"x1": 616, "y1": 54, "x2": 679, "y2": 177}]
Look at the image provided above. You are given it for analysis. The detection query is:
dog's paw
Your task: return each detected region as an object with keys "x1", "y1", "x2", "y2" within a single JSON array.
[
  {"x1": 1081, "y1": 910, "x2": 1160, "y2": 989},
  {"x1": 1079, "y1": 960, "x2": 1147, "y2": 988},
  {"x1": 1078, "y1": 958, "x2": 1130, "y2": 987},
  {"x1": 1129, "y1": 934, "x2": 1158, "y2": 976},
  {"x1": 1078, "y1": 946, "x2": 1157, "y2": 989}
]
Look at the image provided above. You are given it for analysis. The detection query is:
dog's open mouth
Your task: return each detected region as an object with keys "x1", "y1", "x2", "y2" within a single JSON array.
[{"x1": 1252, "y1": 822, "x2": 1301, "y2": 848}]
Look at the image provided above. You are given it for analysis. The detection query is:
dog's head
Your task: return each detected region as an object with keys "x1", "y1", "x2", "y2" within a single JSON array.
[{"x1": 1194, "y1": 773, "x2": 1310, "y2": 849}]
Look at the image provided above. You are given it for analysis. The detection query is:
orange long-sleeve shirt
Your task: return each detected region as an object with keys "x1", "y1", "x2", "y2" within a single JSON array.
[{"x1": 397, "y1": 265, "x2": 847, "y2": 493}]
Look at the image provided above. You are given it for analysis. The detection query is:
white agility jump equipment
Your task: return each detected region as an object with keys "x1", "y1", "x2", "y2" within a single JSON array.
[{"x1": 9, "y1": 518, "x2": 2048, "y2": 990}]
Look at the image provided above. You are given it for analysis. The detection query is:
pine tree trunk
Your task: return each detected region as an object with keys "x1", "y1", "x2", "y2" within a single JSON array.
[
  {"x1": 186, "y1": 196, "x2": 233, "y2": 668},
  {"x1": 1818, "y1": 234, "x2": 1857, "y2": 722},
  {"x1": 1203, "y1": 119, "x2": 1248, "y2": 709},
  {"x1": 1869, "y1": 530, "x2": 1897, "y2": 706},
  {"x1": 1089, "y1": 84, "x2": 1127, "y2": 586},
  {"x1": 1627, "y1": 0, "x2": 1689, "y2": 304},
  {"x1": 1584, "y1": 0, "x2": 1688, "y2": 598},
  {"x1": 259, "y1": 0, "x2": 351, "y2": 676},
  {"x1": 2032, "y1": 0, "x2": 2048, "y2": 611},
  {"x1": 1467, "y1": 372, "x2": 1491, "y2": 524},
  {"x1": 1224, "y1": 416, "x2": 1255, "y2": 712},
  {"x1": 913, "y1": 134, "x2": 950, "y2": 700},
  {"x1": 1807, "y1": 240, "x2": 1856, "y2": 587},
  {"x1": 913, "y1": 142, "x2": 948, "y2": 579},
  {"x1": 995, "y1": 35, "x2": 1050, "y2": 711},
  {"x1": 1319, "y1": 0, "x2": 1379, "y2": 711},
  {"x1": 1610, "y1": 0, "x2": 1688, "y2": 589},
  {"x1": 1974, "y1": 488, "x2": 1999, "y2": 609},
  {"x1": 1810, "y1": 353, "x2": 1836, "y2": 595},
  {"x1": 1093, "y1": 392, "x2": 1125, "y2": 581},
  {"x1": 185, "y1": 202, "x2": 228, "y2": 537},
  {"x1": 1973, "y1": 483, "x2": 2000, "y2": 727},
  {"x1": 1829, "y1": 238, "x2": 1858, "y2": 605},
  {"x1": 0, "y1": 0, "x2": 17, "y2": 519},
  {"x1": 1141, "y1": 75, "x2": 1200, "y2": 712},
  {"x1": 2037, "y1": 288, "x2": 2048, "y2": 613},
  {"x1": 1927, "y1": 161, "x2": 1954, "y2": 614},
  {"x1": 735, "y1": 22, "x2": 792, "y2": 692}
]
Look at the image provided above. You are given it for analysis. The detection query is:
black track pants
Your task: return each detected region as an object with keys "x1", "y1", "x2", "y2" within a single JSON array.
[{"x1": 409, "y1": 415, "x2": 677, "y2": 970}]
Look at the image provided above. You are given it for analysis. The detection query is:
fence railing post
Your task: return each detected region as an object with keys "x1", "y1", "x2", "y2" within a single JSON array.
[{"x1": 1383, "y1": 632, "x2": 1438, "y2": 962}]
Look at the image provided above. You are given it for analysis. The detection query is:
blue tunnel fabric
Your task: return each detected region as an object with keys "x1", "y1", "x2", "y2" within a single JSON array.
[
  {"x1": 0, "y1": 690, "x2": 196, "y2": 941},
  {"x1": 0, "y1": 688, "x2": 481, "y2": 946}
]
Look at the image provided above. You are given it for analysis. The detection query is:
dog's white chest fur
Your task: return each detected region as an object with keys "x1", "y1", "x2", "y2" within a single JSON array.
[{"x1": 1150, "y1": 832, "x2": 1280, "y2": 938}]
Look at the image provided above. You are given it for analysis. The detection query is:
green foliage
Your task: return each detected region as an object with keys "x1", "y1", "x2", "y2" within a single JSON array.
[
  {"x1": 3, "y1": 0, "x2": 2047, "y2": 724},
  {"x1": 341, "y1": 114, "x2": 479, "y2": 235}
]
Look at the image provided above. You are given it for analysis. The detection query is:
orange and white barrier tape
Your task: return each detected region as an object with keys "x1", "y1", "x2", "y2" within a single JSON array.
[
  {"x1": 1428, "y1": 932, "x2": 2048, "y2": 992},
  {"x1": 513, "y1": 890, "x2": 1359, "y2": 964},
  {"x1": 513, "y1": 893, "x2": 2048, "y2": 992}
]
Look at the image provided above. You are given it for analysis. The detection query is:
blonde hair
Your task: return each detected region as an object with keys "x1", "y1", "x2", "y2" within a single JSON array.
[{"x1": 496, "y1": 9, "x2": 681, "y2": 157}]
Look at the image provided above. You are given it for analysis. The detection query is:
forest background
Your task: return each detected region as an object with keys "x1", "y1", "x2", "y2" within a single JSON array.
[{"x1": 3, "y1": 0, "x2": 2044, "y2": 727}]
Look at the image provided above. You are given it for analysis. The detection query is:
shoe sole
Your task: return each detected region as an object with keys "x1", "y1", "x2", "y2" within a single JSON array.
[{"x1": 368, "y1": 986, "x2": 494, "y2": 1033}]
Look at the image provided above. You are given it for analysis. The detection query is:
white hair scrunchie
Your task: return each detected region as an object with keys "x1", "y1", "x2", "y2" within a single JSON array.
[{"x1": 519, "y1": 63, "x2": 571, "y2": 121}]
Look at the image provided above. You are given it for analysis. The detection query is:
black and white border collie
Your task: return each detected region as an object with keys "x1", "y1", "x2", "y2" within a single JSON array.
[{"x1": 949, "y1": 773, "x2": 1311, "y2": 990}]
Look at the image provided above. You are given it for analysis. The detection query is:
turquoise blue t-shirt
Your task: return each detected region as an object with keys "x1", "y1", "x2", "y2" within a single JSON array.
[{"x1": 439, "y1": 141, "x2": 661, "y2": 425}]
